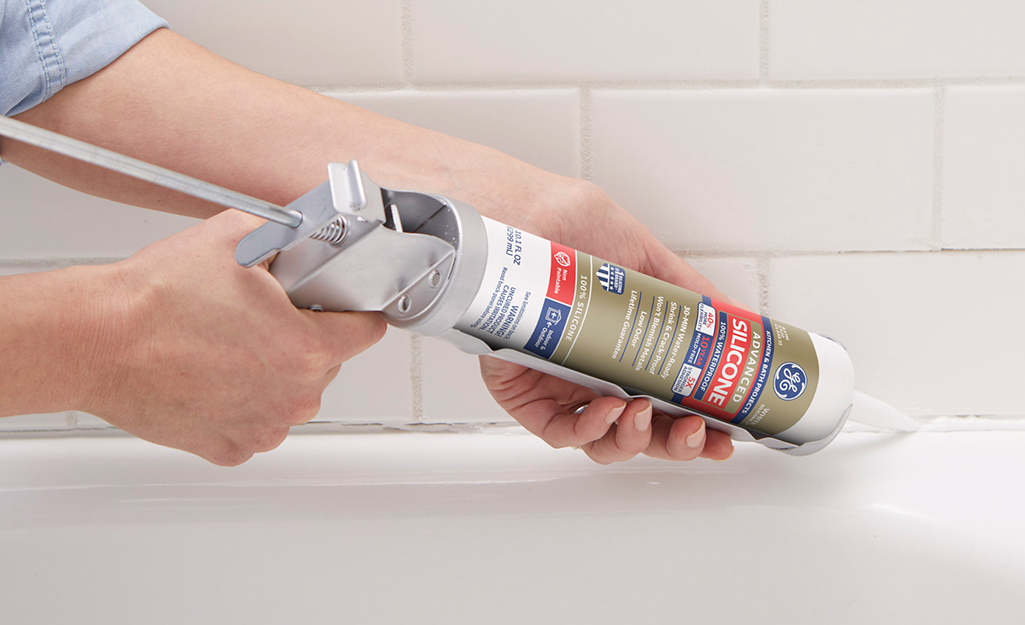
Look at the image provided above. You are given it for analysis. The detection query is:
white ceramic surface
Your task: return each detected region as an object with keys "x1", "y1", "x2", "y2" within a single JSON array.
[
  {"x1": 144, "y1": 0, "x2": 403, "y2": 85},
  {"x1": 769, "y1": 251, "x2": 1025, "y2": 418},
  {"x1": 589, "y1": 89, "x2": 935, "y2": 253},
  {"x1": 1, "y1": 429, "x2": 1022, "y2": 624},
  {"x1": 943, "y1": 86, "x2": 1025, "y2": 249},
  {"x1": 411, "y1": 0, "x2": 760, "y2": 82},
  {"x1": 770, "y1": 1, "x2": 1025, "y2": 80}
]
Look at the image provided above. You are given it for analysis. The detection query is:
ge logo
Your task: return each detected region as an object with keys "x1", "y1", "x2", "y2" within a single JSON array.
[
  {"x1": 773, "y1": 362, "x2": 807, "y2": 401},
  {"x1": 554, "y1": 251, "x2": 572, "y2": 267}
]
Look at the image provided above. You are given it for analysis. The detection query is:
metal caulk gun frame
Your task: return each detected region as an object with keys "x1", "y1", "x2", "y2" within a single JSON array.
[{"x1": 0, "y1": 117, "x2": 847, "y2": 455}]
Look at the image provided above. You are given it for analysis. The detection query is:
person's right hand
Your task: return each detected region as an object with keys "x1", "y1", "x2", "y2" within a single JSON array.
[{"x1": 77, "y1": 210, "x2": 385, "y2": 465}]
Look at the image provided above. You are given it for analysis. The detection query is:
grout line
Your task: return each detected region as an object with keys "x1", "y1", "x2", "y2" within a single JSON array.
[
  {"x1": 409, "y1": 334, "x2": 423, "y2": 422},
  {"x1": 759, "y1": 0, "x2": 770, "y2": 84},
  {"x1": 757, "y1": 255, "x2": 771, "y2": 316},
  {"x1": 309, "y1": 76, "x2": 1025, "y2": 94},
  {"x1": 931, "y1": 86, "x2": 946, "y2": 250},
  {"x1": 579, "y1": 87, "x2": 593, "y2": 181},
  {"x1": 399, "y1": 0, "x2": 415, "y2": 86}
]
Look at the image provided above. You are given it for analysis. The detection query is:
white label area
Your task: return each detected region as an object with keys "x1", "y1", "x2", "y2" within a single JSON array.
[
  {"x1": 696, "y1": 303, "x2": 717, "y2": 336},
  {"x1": 672, "y1": 363, "x2": 702, "y2": 397},
  {"x1": 454, "y1": 218, "x2": 555, "y2": 351}
]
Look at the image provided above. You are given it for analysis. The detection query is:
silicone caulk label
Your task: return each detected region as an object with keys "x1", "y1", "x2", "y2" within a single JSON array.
[{"x1": 455, "y1": 219, "x2": 820, "y2": 436}]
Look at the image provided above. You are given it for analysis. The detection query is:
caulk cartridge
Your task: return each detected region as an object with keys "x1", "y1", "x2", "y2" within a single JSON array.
[{"x1": 249, "y1": 161, "x2": 856, "y2": 456}]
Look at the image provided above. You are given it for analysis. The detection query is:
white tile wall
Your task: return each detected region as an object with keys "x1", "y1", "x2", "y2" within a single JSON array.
[
  {"x1": 769, "y1": 251, "x2": 1023, "y2": 418},
  {"x1": 590, "y1": 89, "x2": 935, "y2": 253},
  {"x1": 412, "y1": 0, "x2": 760, "y2": 82},
  {"x1": 943, "y1": 87, "x2": 1025, "y2": 249},
  {"x1": 144, "y1": 0, "x2": 403, "y2": 86},
  {"x1": 335, "y1": 90, "x2": 580, "y2": 178},
  {"x1": 5, "y1": 1, "x2": 1025, "y2": 431},
  {"x1": 0, "y1": 165, "x2": 196, "y2": 259},
  {"x1": 770, "y1": 1, "x2": 1025, "y2": 80}
]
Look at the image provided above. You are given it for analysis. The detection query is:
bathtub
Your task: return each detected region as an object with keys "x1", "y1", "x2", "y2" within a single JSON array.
[{"x1": 1, "y1": 424, "x2": 1023, "y2": 624}]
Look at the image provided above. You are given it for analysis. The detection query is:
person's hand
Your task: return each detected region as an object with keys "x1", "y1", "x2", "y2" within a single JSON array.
[
  {"x1": 468, "y1": 172, "x2": 735, "y2": 464},
  {"x1": 78, "y1": 210, "x2": 385, "y2": 465}
]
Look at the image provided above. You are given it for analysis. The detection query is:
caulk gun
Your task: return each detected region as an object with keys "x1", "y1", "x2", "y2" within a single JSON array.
[{"x1": 0, "y1": 116, "x2": 855, "y2": 455}]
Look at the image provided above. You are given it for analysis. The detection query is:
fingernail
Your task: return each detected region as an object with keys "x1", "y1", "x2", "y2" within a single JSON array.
[
  {"x1": 605, "y1": 403, "x2": 627, "y2": 424},
  {"x1": 634, "y1": 404, "x2": 652, "y2": 431},
  {"x1": 686, "y1": 423, "x2": 706, "y2": 449}
]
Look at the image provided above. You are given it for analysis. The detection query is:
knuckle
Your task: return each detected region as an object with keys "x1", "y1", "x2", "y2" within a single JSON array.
[
  {"x1": 250, "y1": 428, "x2": 289, "y2": 453},
  {"x1": 285, "y1": 393, "x2": 322, "y2": 425},
  {"x1": 208, "y1": 443, "x2": 253, "y2": 467}
]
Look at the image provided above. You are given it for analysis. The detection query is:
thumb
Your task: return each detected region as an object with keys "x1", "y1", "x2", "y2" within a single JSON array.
[{"x1": 301, "y1": 309, "x2": 388, "y2": 365}]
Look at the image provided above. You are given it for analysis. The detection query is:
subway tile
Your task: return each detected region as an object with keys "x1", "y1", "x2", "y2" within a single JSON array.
[
  {"x1": 335, "y1": 90, "x2": 580, "y2": 178},
  {"x1": 315, "y1": 327, "x2": 413, "y2": 423},
  {"x1": 145, "y1": 0, "x2": 402, "y2": 85},
  {"x1": 590, "y1": 89, "x2": 934, "y2": 253},
  {"x1": 770, "y1": 1, "x2": 1025, "y2": 80},
  {"x1": 682, "y1": 257, "x2": 761, "y2": 312},
  {"x1": 768, "y1": 251, "x2": 1024, "y2": 417},
  {"x1": 943, "y1": 87, "x2": 1025, "y2": 249},
  {"x1": 420, "y1": 337, "x2": 513, "y2": 425},
  {"x1": 412, "y1": 1, "x2": 759, "y2": 82},
  {"x1": 0, "y1": 165, "x2": 196, "y2": 259}
]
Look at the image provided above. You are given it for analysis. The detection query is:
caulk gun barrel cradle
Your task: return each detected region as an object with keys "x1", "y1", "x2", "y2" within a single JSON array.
[
  {"x1": 267, "y1": 162, "x2": 856, "y2": 456},
  {"x1": 0, "y1": 116, "x2": 854, "y2": 455}
]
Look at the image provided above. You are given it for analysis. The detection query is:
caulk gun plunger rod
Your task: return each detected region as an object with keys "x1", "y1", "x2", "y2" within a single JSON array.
[{"x1": 0, "y1": 116, "x2": 303, "y2": 228}]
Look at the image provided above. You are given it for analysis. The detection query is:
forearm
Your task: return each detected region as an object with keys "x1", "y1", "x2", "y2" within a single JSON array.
[
  {"x1": 0, "y1": 266, "x2": 118, "y2": 417},
  {"x1": 0, "y1": 28, "x2": 551, "y2": 227}
]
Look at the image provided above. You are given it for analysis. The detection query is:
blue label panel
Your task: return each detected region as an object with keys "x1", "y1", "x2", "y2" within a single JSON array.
[{"x1": 524, "y1": 299, "x2": 571, "y2": 360}]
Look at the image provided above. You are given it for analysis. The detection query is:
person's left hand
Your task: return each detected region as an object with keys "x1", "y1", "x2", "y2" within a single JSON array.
[{"x1": 467, "y1": 172, "x2": 736, "y2": 464}]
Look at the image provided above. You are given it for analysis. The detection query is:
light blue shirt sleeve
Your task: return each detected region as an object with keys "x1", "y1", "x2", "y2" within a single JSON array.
[{"x1": 0, "y1": 0, "x2": 168, "y2": 117}]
